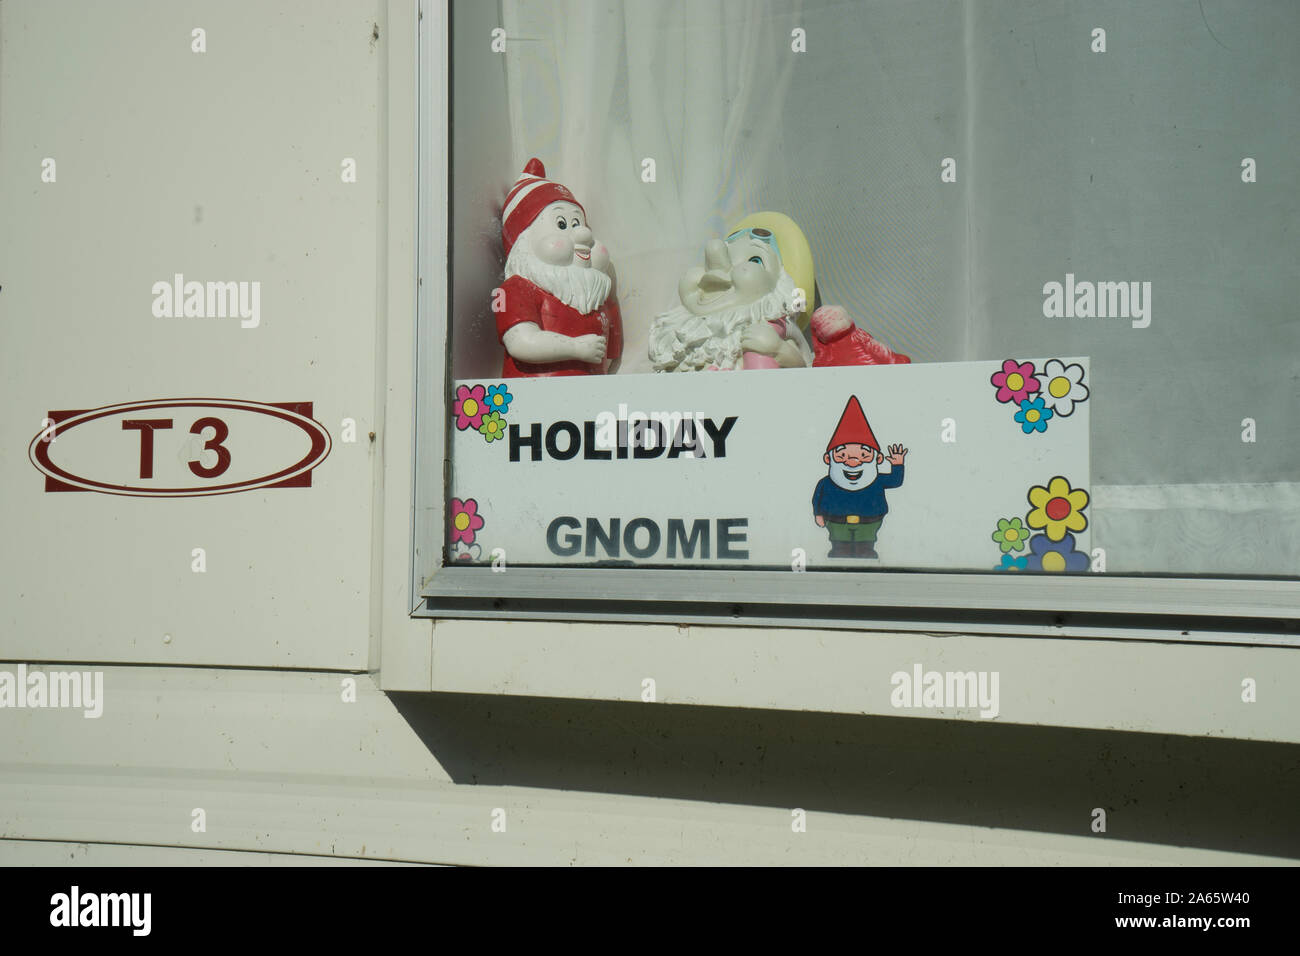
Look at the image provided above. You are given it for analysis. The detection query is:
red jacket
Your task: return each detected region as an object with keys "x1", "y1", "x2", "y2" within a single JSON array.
[{"x1": 495, "y1": 275, "x2": 623, "y2": 377}]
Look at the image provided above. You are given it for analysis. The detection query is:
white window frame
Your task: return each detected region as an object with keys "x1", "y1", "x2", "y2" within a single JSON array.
[{"x1": 403, "y1": 0, "x2": 1299, "y2": 655}]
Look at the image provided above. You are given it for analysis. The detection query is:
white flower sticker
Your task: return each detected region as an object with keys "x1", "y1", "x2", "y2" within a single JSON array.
[
  {"x1": 448, "y1": 541, "x2": 483, "y2": 563},
  {"x1": 1035, "y1": 360, "x2": 1089, "y2": 417}
]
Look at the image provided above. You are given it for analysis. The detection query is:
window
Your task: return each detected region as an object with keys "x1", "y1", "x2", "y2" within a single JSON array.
[{"x1": 415, "y1": 0, "x2": 1300, "y2": 638}]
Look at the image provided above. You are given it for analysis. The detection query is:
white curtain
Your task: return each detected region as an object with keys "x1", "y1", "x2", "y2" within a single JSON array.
[
  {"x1": 501, "y1": 0, "x2": 807, "y2": 374},
  {"x1": 479, "y1": 0, "x2": 1300, "y2": 575},
  {"x1": 495, "y1": 0, "x2": 970, "y2": 374}
]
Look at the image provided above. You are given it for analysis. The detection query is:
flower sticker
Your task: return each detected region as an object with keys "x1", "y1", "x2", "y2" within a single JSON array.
[
  {"x1": 485, "y1": 384, "x2": 513, "y2": 415},
  {"x1": 997, "y1": 554, "x2": 1029, "y2": 571},
  {"x1": 1036, "y1": 360, "x2": 1089, "y2": 417},
  {"x1": 448, "y1": 541, "x2": 483, "y2": 563},
  {"x1": 1026, "y1": 476, "x2": 1088, "y2": 541},
  {"x1": 478, "y1": 411, "x2": 506, "y2": 443},
  {"x1": 1025, "y1": 532, "x2": 1089, "y2": 573},
  {"x1": 453, "y1": 384, "x2": 487, "y2": 430},
  {"x1": 992, "y1": 517, "x2": 1029, "y2": 553},
  {"x1": 1014, "y1": 396, "x2": 1054, "y2": 434},
  {"x1": 991, "y1": 359, "x2": 1040, "y2": 404},
  {"x1": 449, "y1": 497, "x2": 484, "y2": 545}
]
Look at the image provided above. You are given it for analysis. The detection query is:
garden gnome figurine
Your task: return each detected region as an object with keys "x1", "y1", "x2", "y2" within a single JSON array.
[
  {"x1": 496, "y1": 158, "x2": 622, "y2": 377},
  {"x1": 649, "y1": 221, "x2": 813, "y2": 372}
]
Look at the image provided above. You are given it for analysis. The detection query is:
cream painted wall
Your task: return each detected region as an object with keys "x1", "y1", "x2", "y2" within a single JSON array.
[
  {"x1": 0, "y1": 0, "x2": 386, "y2": 669},
  {"x1": 3, "y1": 666, "x2": 1297, "y2": 865}
]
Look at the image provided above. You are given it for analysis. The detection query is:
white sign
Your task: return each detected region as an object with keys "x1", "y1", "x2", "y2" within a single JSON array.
[{"x1": 448, "y1": 357, "x2": 1091, "y2": 573}]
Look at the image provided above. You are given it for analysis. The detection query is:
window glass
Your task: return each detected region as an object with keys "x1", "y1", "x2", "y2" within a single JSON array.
[{"x1": 440, "y1": 0, "x2": 1299, "y2": 578}]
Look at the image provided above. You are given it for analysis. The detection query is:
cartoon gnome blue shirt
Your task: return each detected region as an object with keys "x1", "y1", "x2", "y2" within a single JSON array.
[
  {"x1": 813, "y1": 396, "x2": 908, "y2": 558},
  {"x1": 811, "y1": 466, "x2": 904, "y2": 519}
]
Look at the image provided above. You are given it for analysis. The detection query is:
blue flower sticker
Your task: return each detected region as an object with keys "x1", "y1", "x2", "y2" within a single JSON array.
[
  {"x1": 485, "y1": 383, "x2": 513, "y2": 416},
  {"x1": 996, "y1": 554, "x2": 1029, "y2": 572},
  {"x1": 1025, "y1": 532, "x2": 1089, "y2": 573},
  {"x1": 1013, "y1": 396, "x2": 1053, "y2": 434}
]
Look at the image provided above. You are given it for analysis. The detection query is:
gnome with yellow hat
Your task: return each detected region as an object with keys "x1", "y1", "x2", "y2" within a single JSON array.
[
  {"x1": 812, "y1": 396, "x2": 908, "y2": 559},
  {"x1": 648, "y1": 212, "x2": 816, "y2": 372}
]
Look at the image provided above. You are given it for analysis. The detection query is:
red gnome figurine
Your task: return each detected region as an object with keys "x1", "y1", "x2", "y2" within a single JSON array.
[
  {"x1": 496, "y1": 158, "x2": 623, "y2": 378},
  {"x1": 810, "y1": 305, "x2": 911, "y2": 367}
]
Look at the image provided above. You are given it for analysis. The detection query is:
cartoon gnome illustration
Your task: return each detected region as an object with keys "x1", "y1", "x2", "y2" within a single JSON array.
[{"x1": 812, "y1": 396, "x2": 908, "y2": 559}]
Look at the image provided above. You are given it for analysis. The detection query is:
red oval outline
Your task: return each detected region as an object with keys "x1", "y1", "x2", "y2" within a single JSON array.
[{"x1": 29, "y1": 399, "x2": 332, "y2": 497}]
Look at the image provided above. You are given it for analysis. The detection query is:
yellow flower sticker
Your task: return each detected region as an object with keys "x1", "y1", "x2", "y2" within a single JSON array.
[{"x1": 1026, "y1": 476, "x2": 1089, "y2": 541}]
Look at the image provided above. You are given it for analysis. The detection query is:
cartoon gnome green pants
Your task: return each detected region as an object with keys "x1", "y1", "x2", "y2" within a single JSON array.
[{"x1": 826, "y1": 517, "x2": 884, "y2": 558}]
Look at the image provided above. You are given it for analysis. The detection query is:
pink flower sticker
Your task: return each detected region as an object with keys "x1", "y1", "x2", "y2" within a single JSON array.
[
  {"x1": 449, "y1": 497, "x2": 484, "y2": 545},
  {"x1": 453, "y1": 384, "x2": 487, "y2": 430},
  {"x1": 991, "y1": 359, "x2": 1040, "y2": 404}
]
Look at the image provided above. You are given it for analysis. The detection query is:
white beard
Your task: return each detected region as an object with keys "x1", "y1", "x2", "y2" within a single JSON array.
[
  {"x1": 505, "y1": 234, "x2": 612, "y2": 316},
  {"x1": 828, "y1": 459, "x2": 880, "y2": 492},
  {"x1": 648, "y1": 271, "x2": 809, "y2": 372}
]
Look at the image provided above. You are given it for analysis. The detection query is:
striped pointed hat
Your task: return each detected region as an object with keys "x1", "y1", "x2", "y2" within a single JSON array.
[{"x1": 502, "y1": 158, "x2": 585, "y2": 256}]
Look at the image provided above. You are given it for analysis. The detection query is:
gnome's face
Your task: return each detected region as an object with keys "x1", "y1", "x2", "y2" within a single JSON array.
[
  {"x1": 678, "y1": 230, "x2": 784, "y2": 317},
  {"x1": 506, "y1": 201, "x2": 614, "y2": 315},
  {"x1": 823, "y1": 442, "x2": 880, "y2": 491},
  {"x1": 528, "y1": 201, "x2": 609, "y2": 272}
]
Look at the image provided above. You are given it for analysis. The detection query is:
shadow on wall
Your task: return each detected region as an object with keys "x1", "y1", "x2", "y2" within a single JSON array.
[{"x1": 390, "y1": 691, "x2": 1300, "y2": 860}]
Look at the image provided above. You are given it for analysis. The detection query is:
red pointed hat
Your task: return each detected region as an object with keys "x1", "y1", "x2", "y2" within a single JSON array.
[
  {"x1": 826, "y1": 395, "x2": 880, "y2": 452},
  {"x1": 501, "y1": 158, "x2": 585, "y2": 256}
]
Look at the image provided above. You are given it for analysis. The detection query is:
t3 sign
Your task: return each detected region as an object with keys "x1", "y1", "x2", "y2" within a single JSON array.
[{"x1": 29, "y1": 399, "x2": 331, "y2": 497}]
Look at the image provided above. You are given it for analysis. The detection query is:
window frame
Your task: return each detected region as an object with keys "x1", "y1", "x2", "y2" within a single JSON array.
[{"x1": 411, "y1": 0, "x2": 1299, "y2": 649}]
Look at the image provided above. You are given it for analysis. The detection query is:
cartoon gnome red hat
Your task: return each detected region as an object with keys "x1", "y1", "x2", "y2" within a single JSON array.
[
  {"x1": 826, "y1": 396, "x2": 880, "y2": 453},
  {"x1": 501, "y1": 158, "x2": 586, "y2": 256}
]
